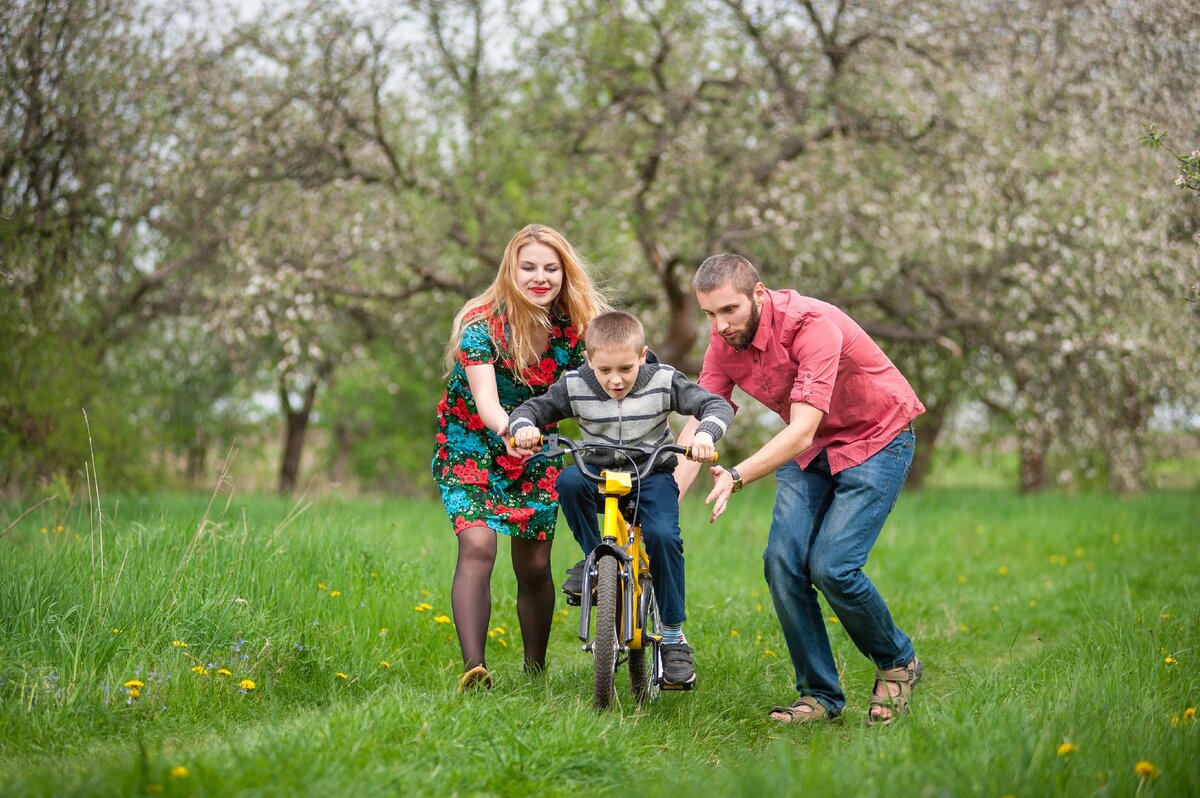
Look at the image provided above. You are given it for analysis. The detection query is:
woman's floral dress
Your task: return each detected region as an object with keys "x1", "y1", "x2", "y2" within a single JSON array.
[{"x1": 432, "y1": 311, "x2": 584, "y2": 540}]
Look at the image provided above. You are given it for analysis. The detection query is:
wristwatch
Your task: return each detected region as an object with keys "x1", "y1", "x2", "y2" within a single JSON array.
[{"x1": 727, "y1": 466, "x2": 744, "y2": 493}]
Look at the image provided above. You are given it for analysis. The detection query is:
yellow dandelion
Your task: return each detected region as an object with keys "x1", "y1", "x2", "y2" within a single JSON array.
[
  {"x1": 998, "y1": 566, "x2": 1009, "y2": 576},
  {"x1": 1134, "y1": 761, "x2": 1159, "y2": 780},
  {"x1": 190, "y1": 665, "x2": 208, "y2": 676},
  {"x1": 317, "y1": 582, "x2": 328, "y2": 590},
  {"x1": 560, "y1": 609, "x2": 569, "y2": 617},
  {"x1": 730, "y1": 629, "x2": 740, "y2": 638},
  {"x1": 828, "y1": 616, "x2": 839, "y2": 624},
  {"x1": 171, "y1": 640, "x2": 188, "y2": 647},
  {"x1": 495, "y1": 626, "x2": 506, "y2": 635},
  {"x1": 216, "y1": 668, "x2": 232, "y2": 677},
  {"x1": 1160, "y1": 613, "x2": 1171, "y2": 620},
  {"x1": 433, "y1": 614, "x2": 451, "y2": 624},
  {"x1": 379, "y1": 627, "x2": 388, "y2": 635},
  {"x1": 1029, "y1": 599, "x2": 1038, "y2": 608},
  {"x1": 1184, "y1": 707, "x2": 1196, "y2": 720},
  {"x1": 329, "y1": 591, "x2": 341, "y2": 598},
  {"x1": 370, "y1": 571, "x2": 378, "y2": 578},
  {"x1": 56, "y1": 525, "x2": 63, "y2": 532},
  {"x1": 497, "y1": 639, "x2": 508, "y2": 647},
  {"x1": 336, "y1": 672, "x2": 348, "y2": 680},
  {"x1": 1165, "y1": 657, "x2": 1178, "y2": 665},
  {"x1": 169, "y1": 766, "x2": 188, "y2": 779},
  {"x1": 763, "y1": 649, "x2": 777, "y2": 657},
  {"x1": 1111, "y1": 534, "x2": 1121, "y2": 544},
  {"x1": 1073, "y1": 548, "x2": 1084, "y2": 557},
  {"x1": 380, "y1": 661, "x2": 390, "y2": 669},
  {"x1": 956, "y1": 575, "x2": 967, "y2": 585},
  {"x1": 112, "y1": 628, "x2": 123, "y2": 634},
  {"x1": 1057, "y1": 742, "x2": 1078, "y2": 756},
  {"x1": 756, "y1": 603, "x2": 764, "y2": 612},
  {"x1": 1171, "y1": 715, "x2": 1181, "y2": 727},
  {"x1": 124, "y1": 679, "x2": 145, "y2": 689},
  {"x1": 420, "y1": 602, "x2": 433, "y2": 610},
  {"x1": 128, "y1": 687, "x2": 141, "y2": 699},
  {"x1": 959, "y1": 624, "x2": 969, "y2": 633},
  {"x1": 992, "y1": 605, "x2": 1000, "y2": 612},
  {"x1": 487, "y1": 630, "x2": 496, "y2": 638},
  {"x1": 239, "y1": 679, "x2": 256, "y2": 690},
  {"x1": 41, "y1": 527, "x2": 47, "y2": 534}
]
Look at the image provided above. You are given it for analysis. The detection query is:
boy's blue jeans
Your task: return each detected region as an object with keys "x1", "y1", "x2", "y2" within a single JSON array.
[
  {"x1": 764, "y1": 430, "x2": 916, "y2": 717},
  {"x1": 556, "y1": 466, "x2": 687, "y2": 626}
]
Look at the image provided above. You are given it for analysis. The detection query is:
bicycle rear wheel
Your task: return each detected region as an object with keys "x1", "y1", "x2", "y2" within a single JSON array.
[
  {"x1": 592, "y1": 555, "x2": 620, "y2": 710},
  {"x1": 629, "y1": 580, "x2": 660, "y2": 704}
]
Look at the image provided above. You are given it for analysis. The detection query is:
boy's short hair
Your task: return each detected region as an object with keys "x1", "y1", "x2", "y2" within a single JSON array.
[
  {"x1": 585, "y1": 311, "x2": 645, "y2": 353},
  {"x1": 694, "y1": 253, "x2": 761, "y2": 297}
]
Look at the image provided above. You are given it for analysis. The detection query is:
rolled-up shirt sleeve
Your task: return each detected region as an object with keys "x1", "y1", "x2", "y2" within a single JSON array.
[{"x1": 788, "y1": 313, "x2": 841, "y2": 414}]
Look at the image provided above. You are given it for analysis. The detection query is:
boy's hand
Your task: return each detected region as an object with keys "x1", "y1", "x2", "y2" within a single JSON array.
[
  {"x1": 688, "y1": 431, "x2": 716, "y2": 462},
  {"x1": 511, "y1": 426, "x2": 542, "y2": 455}
]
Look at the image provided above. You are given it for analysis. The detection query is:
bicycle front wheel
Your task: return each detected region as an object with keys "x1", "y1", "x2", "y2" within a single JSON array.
[{"x1": 592, "y1": 554, "x2": 620, "y2": 710}]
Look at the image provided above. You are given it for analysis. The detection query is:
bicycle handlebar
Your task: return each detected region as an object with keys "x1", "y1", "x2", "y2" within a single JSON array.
[{"x1": 511, "y1": 433, "x2": 717, "y2": 483}]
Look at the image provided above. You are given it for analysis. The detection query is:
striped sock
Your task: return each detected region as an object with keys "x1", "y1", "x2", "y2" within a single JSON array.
[{"x1": 661, "y1": 624, "x2": 685, "y2": 645}]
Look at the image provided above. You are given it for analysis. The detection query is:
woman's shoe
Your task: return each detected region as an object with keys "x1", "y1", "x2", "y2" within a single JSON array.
[{"x1": 458, "y1": 664, "x2": 494, "y2": 692}]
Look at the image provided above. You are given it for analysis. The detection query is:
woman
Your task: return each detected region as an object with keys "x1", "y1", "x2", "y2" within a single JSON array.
[{"x1": 432, "y1": 224, "x2": 607, "y2": 689}]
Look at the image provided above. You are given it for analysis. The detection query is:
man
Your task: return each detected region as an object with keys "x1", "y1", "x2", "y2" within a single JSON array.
[{"x1": 675, "y1": 254, "x2": 924, "y2": 726}]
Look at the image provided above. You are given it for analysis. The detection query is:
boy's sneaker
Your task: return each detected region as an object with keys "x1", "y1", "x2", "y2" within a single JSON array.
[
  {"x1": 661, "y1": 642, "x2": 696, "y2": 686},
  {"x1": 561, "y1": 559, "x2": 587, "y2": 605}
]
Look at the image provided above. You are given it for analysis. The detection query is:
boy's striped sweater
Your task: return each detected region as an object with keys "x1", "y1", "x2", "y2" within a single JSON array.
[{"x1": 509, "y1": 351, "x2": 734, "y2": 471}]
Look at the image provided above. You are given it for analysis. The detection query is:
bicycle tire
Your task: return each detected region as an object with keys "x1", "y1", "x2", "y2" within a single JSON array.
[
  {"x1": 592, "y1": 555, "x2": 620, "y2": 710},
  {"x1": 629, "y1": 580, "x2": 660, "y2": 704}
]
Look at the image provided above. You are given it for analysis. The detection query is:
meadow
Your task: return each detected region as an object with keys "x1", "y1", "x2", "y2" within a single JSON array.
[{"x1": 1, "y1": 476, "x2": 1198, "y2": 797}]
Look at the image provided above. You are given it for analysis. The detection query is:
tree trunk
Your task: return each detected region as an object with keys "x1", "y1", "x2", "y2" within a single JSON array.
[
  {"x1": 906, "y1": 399, "x2": 950, "y2": 491},
  {"x1": 658, "y1": 285, "x2": 700, "y2": 374},
  {"x1": 1018, "y1": 432, "x2": 1047, "y2": 493},
  {"x1": 277, "y1": 366, "x2": 330, "y2": 495}
]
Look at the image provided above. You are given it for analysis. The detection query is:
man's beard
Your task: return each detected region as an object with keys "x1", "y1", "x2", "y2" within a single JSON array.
[{"x1": 729, "y1": 301, "x2": 761, "y2": 350}]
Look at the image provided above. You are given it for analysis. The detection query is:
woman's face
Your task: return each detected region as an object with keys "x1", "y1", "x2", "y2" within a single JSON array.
[{"x1": 514, "y1": 242, "x2": 564, "y2": 308}]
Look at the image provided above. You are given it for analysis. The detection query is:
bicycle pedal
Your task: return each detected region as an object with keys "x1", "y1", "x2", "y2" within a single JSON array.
[
  {"x1": 659, "y1": 680, "x2": 696, "y2": 691},
  {"x1": 564, "y1": 593, "x2": 581, "y2": 607}
]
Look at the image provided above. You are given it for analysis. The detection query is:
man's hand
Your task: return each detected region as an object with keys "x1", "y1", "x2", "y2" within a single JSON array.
[
  {"x1": 705, "y1": 464, "x2": 737, "y2": 523},
  {"x1": 510, "y1": 426, "x2": 542, "y2": 456},
  {"x1": 687, "y1": 431, "x2": 716, "y2": 462}
]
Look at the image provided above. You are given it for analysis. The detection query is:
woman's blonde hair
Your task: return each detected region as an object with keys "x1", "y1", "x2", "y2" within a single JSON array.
[{"x1": 444, "y1": 224, "x2": 608, "y2": 382}]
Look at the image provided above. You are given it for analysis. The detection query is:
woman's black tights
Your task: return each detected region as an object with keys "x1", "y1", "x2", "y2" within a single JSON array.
[{"x1": 451, "y1": 525, "x2": 556, "y2": 672}]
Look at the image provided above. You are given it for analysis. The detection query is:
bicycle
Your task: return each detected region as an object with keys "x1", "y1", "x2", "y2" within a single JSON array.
[{"x1": 524, "y1": 434, "x2": 716, "y2": 710}]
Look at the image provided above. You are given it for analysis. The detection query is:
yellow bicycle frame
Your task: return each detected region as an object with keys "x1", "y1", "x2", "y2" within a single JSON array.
[{"x1": 599, "y1": 469, "x2": 651, "y2": 650}]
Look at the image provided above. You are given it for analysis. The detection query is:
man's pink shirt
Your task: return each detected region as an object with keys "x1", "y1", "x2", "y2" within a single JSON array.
[{"x1": 698, "y1": 289, "x2": 925, "y2": 474}]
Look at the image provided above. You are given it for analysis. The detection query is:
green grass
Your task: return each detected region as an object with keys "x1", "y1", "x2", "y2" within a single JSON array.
[{"x1": 1, "y1": 482, "x2": 1198, "y2": 797}]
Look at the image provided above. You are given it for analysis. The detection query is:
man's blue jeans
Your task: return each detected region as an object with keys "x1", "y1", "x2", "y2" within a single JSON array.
[
  {"x1": 557, "y1": 466, "x2": 687, "y2": 626},
  {"x1": 764, "y1": 430, "x2": 916, "y2": 717}
]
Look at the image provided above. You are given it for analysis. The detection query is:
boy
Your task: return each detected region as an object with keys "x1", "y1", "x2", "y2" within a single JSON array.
[{"x1": 509, "y1": 310, "x2": 733, "y2": 686}]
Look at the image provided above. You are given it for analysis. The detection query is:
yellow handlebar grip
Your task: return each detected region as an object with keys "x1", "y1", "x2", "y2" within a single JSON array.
[{"x1": 684, "y1": 447, "x2": 719, "y2": 463}]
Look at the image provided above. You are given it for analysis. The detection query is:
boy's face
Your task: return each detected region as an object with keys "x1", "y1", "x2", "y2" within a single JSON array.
[{"x1": 586, "y1": 345, "x2": 648, "y2": 399}]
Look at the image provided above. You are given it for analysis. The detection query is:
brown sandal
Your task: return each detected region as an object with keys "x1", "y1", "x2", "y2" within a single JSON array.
[
  {"x1": 769, "y1": 695, "x2": 829, "y2": 723},
  {"x1": 867, "y1": 657, "x2": 922, "y2": 727},
  {"x1": 458, "y1": 664, "x2": 493, "y2": 692}
]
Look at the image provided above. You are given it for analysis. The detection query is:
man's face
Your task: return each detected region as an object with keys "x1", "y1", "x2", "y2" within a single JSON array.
[
  {"x1": 695, "y1": 282, "x2": 764, "y2": 350},
  {"x1": 586, "y1": 345, "x2": 647, "y2": 399}
]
